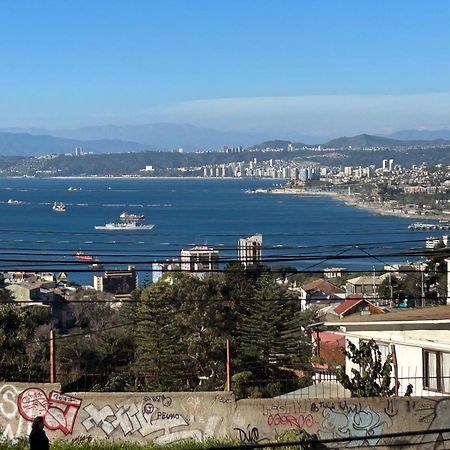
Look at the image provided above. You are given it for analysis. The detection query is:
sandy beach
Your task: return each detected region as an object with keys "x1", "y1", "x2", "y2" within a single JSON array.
[{"x1": 266, "y1": 188, "x2": 450, "y2": 221}]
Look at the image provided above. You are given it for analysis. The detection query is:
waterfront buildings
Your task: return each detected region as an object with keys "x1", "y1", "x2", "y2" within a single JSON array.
[
  {"x1": 180, "y1": 246, "x2": 219, "y2": 273},
  {"x1": 237, "y1": 234, "x2": 262, "y2": 268},
  {"x1": 93, "y1": 266, "x2": 137, "y2": 299},
  {"x1": 151, "y1": 261, "x2": 180, "y2": 283}
]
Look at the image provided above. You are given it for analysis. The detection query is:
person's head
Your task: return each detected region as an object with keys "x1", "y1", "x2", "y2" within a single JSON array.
[{"x1": 32, "y1": 416, "x2": 45, "y2": 430}]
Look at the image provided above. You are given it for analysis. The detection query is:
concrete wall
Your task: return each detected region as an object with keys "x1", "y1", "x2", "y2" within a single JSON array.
[{"x1": 1, "y1": 382, "x2": 450, "y2": 448}]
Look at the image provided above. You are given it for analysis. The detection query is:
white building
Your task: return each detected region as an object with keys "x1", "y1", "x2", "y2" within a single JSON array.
[
  {"x1": 382, "y1": 159, "x2": 394, "y2": 172},
  {"x1": 238, "y1": 234, "x2": 262, "y2": 268},
  {"x1": 151, "y1": 261, "x2": 179, "y2": 283},
  {"x1": 325, "y1": 306, "x2": 450, "y2": 396},
  {"x1": 180, "y1": 246, "x2": 219, "y2": 273},
  {"x1": 323, "y1": 267, "x2": 347, "y2": 279}
]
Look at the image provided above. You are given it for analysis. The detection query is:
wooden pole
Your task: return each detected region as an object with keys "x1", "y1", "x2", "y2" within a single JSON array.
[
  {"x1": 226, "y1": 336, "x2": 231, "y2": 392},
  {"x1": 391, "y1": 344, "x2": 398, "y2": 397},
  {"x1": 50, "y1": 329, "x2": 56, "y2": 383}
]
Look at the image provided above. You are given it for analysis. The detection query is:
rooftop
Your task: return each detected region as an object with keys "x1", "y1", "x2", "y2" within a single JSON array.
[
  {"x1": 326, "y1": 305, "x2": 450, "y2": 325},
  {"x1": 302, "y1": 278, "x2": 345, "y2": 295}
]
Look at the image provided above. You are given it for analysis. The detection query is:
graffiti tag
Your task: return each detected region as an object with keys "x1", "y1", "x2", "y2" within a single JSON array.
[
  {"x1": 267, "y1": 413, "x2": 314, "y2": 429},
  {"x1": 18, "y1": 388, "x2": 82, "y2": 434},
  {"x1": 234, "y1": 425, "x2": 267, "y2": 444}
]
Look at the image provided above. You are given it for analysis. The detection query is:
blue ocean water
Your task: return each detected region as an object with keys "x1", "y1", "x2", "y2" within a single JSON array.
[{"x1": 0, "y1": 177, "x2": 431, "y2": 285}]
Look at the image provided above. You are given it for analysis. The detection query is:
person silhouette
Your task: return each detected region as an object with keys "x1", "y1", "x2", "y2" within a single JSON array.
[{"x1": 29, "y1": 416, "x2": 49, "y2": 450}]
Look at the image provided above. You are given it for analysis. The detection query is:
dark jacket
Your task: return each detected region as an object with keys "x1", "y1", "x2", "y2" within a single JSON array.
[{"x1": 29, "y1": 427, "x2": 49, "y2": 450}]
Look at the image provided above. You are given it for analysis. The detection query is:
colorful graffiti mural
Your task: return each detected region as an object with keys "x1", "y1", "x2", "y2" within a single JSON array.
[{"x1": 1, "y1": 383, "x2": 450, "y2": 447}]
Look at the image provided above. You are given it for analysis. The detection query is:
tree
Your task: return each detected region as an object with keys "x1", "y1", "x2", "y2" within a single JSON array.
[
  {"x1": 0, "y1": 301, "x2": 49, "y2": 381},
  {"x1": 174, "y1": 274, "x2": 230, "y2": 390},
  {"x1": 133, "y1": 280, "x2": 186, "y2": 391},
  {"x1": 235, "y1": 272, "x2": 312, "y2": 393},
  {"x1": 336, "y1": 339, "x2": 412, "y2": 397}
]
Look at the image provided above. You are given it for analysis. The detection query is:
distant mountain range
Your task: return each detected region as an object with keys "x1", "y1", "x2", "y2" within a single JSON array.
[
  {"x1": 321, "y1": 133, "x2": 450, "y2": 149},
  {"x1": 0, "y1": 123, "x2": 272, "y2": 152},
  {"x1": 249, "y1": 134, "x2": 450, "y2": 151},
  {"x1": 387, "y1": 129, "x2": 450, "y2": 141},
  {"x1": 0, "y1": 124, "x2": 450, "y2": 156},
  {"x1": 0, "y1": 132, "x2": 150, "y2": 156}
]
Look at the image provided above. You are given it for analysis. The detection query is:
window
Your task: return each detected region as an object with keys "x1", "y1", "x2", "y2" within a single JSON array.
[{"x1": 423, "y1": 350, "x2": 450, "y2": 393}]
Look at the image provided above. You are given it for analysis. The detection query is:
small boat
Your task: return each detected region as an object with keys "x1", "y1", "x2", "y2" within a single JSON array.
[
  {"x1": 119, "y1": 211, "x2": 145, "y2": 221},
  {"x1": 52, "y1": 202, "x2": 66, "y2": 212},
  {"x1": 7, "y1": 199, "x2": 22, "y2": 205},
  {"x1": 91, "y1": 261, "x2": 103, "y2": 270},
  {"x1": 68, "y1": 187, "x2": 81, "y2": 191},
  {"x1": 75, "y1": 251, "x2": 93, "y2": 261}
]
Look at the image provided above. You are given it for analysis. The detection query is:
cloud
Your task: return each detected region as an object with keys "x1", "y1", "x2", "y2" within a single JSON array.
[{"x1": 142, "y1": 93, "x2": 450, "y2": 137}]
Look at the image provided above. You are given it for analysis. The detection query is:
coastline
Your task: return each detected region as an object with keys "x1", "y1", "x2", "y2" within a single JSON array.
[{"x1": 263, "y1": 188, "x2": 450, "y2": 221}]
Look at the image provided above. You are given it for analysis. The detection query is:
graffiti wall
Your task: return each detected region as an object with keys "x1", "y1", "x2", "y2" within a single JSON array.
[
  {"x1": 234, "y1": 397, "x2": 450, "y2": 448},
  {"x1": 1, "y1": 382, "x2": 450, "y2": 448}
]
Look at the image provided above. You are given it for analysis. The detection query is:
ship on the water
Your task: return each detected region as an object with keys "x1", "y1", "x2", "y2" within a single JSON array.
[
  {"x1": 119, "y1": 211, "x2": 145, "y2": 221},
  {"x1": 75, "y1": 251, "x2": 103, "y2": 268},
  {"x1": 408, "y1": 221, "x2": 450, "y2": 230},
  {"x1": 52, "y1": 202, "x2": 66, "y2": 212},
  {"x1": 94, "y1": 222, "x2": 155, "y2": 230},
  {"x1": 75, "y1": 251, "x2": 93, "y2": 261}
]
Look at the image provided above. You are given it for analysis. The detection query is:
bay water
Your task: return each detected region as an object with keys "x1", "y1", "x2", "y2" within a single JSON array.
[{"x1": 0, "y1": 177, "x2": 430, "y2": 285}]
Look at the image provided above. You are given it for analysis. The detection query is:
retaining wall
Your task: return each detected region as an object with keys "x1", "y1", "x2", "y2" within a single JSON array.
[{"x1": 1, "y1": 382, "x2": 449, "y2": 448}]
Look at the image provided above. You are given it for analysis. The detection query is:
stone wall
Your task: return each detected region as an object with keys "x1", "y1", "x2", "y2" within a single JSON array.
[{"x1": 1, "y1": 382, "x2": 450, "y2": 448}]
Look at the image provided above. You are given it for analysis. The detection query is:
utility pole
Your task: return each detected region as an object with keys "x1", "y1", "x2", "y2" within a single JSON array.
[
  {"x1": 389, "y1": 272, "x2": 394, "y2": 308},
  {"x1": 49, "y1": 329, "x2": 56, "y2": 383},
  {"x1": 373, "y1": 266, "x2": 377, "y2": 305},
  {"x1": 421, "y1": 270, "x2": 425, "y2": 308},
  {"x1": 226, "y1": 336, "x2": 231, "y2": 392}
]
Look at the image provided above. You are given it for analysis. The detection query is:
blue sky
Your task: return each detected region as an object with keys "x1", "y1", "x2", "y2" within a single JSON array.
[{"x1": 1, "y1": 0, "x2": 450, "y2": 136}]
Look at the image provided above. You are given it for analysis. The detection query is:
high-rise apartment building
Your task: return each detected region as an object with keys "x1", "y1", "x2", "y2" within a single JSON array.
[
  {"x1": 180, "y1": 246, "x2": 219, "y2": 273},
  {"x1": 238, "y1": 234, "x2": 262, "y2": 268},
  {"x1": 151, "y1": 261, "x2": 179, "y2": 283},
  {"x1": 382, "y1": 159, "x2": 394, "y2": 172},
  {"x1": 93, "y1": 266, "x2": 137, "y2": 299}
]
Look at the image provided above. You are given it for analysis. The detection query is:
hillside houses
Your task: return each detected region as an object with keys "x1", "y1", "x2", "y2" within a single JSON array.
[{"x1": 325, "y1": 305, "x2": 450, "y2": 396}]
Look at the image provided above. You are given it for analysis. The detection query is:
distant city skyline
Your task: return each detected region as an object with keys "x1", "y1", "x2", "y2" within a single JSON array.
[{"x1": 1, "y1": 1, "x2": 450, "y2": 136}]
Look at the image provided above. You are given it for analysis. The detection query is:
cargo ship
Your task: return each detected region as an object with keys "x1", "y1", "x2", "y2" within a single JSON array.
[{"x1": 94, "y1": 222, "x2": 155, "y2": 230}]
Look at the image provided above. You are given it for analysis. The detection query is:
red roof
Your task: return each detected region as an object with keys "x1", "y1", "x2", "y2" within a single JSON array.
[
  {"x1": 334, "y1": 296, "x2": 384, "y2": 317},
  {"x1": 302, "y1": 278, "x2": 345, "y2": 296},
  {"x1": 334, "y1": 298, "x2": 362, "y2": 315},
  {"x1": 316, "y1": 331, "x2": 345, "y2": 366},
  {"x1": 318, "y1": 331, "x2": 345, "y2": 346}
]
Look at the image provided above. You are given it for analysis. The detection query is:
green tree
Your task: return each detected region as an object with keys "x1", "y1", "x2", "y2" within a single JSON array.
[
  {"x1": 236, "y1": 272, "x2": 311, "y2": 382},
  {"x1": 133, "y1": 280, "x2": 185, "y2": 390},
  {"x1": 336, "y1": 339, "x2": 413, "y2": 397},
  {"x1": 0, "y1": 300, "x2": 49, "y2": 381},
  {"x1": 174, "y1": 274, "x2": 230, "y2": 390}
]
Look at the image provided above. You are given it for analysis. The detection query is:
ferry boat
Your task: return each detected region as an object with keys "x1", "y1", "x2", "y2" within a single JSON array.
[
  {"x1": 119, "y1": 211, "x2": 145, "y2": 221},
  {"x1": 94, "y1": 222, "x2": 155, "y2": 230},
  {"x1": 52, "y1": 202, "x2": 66, "y2": 212}
]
